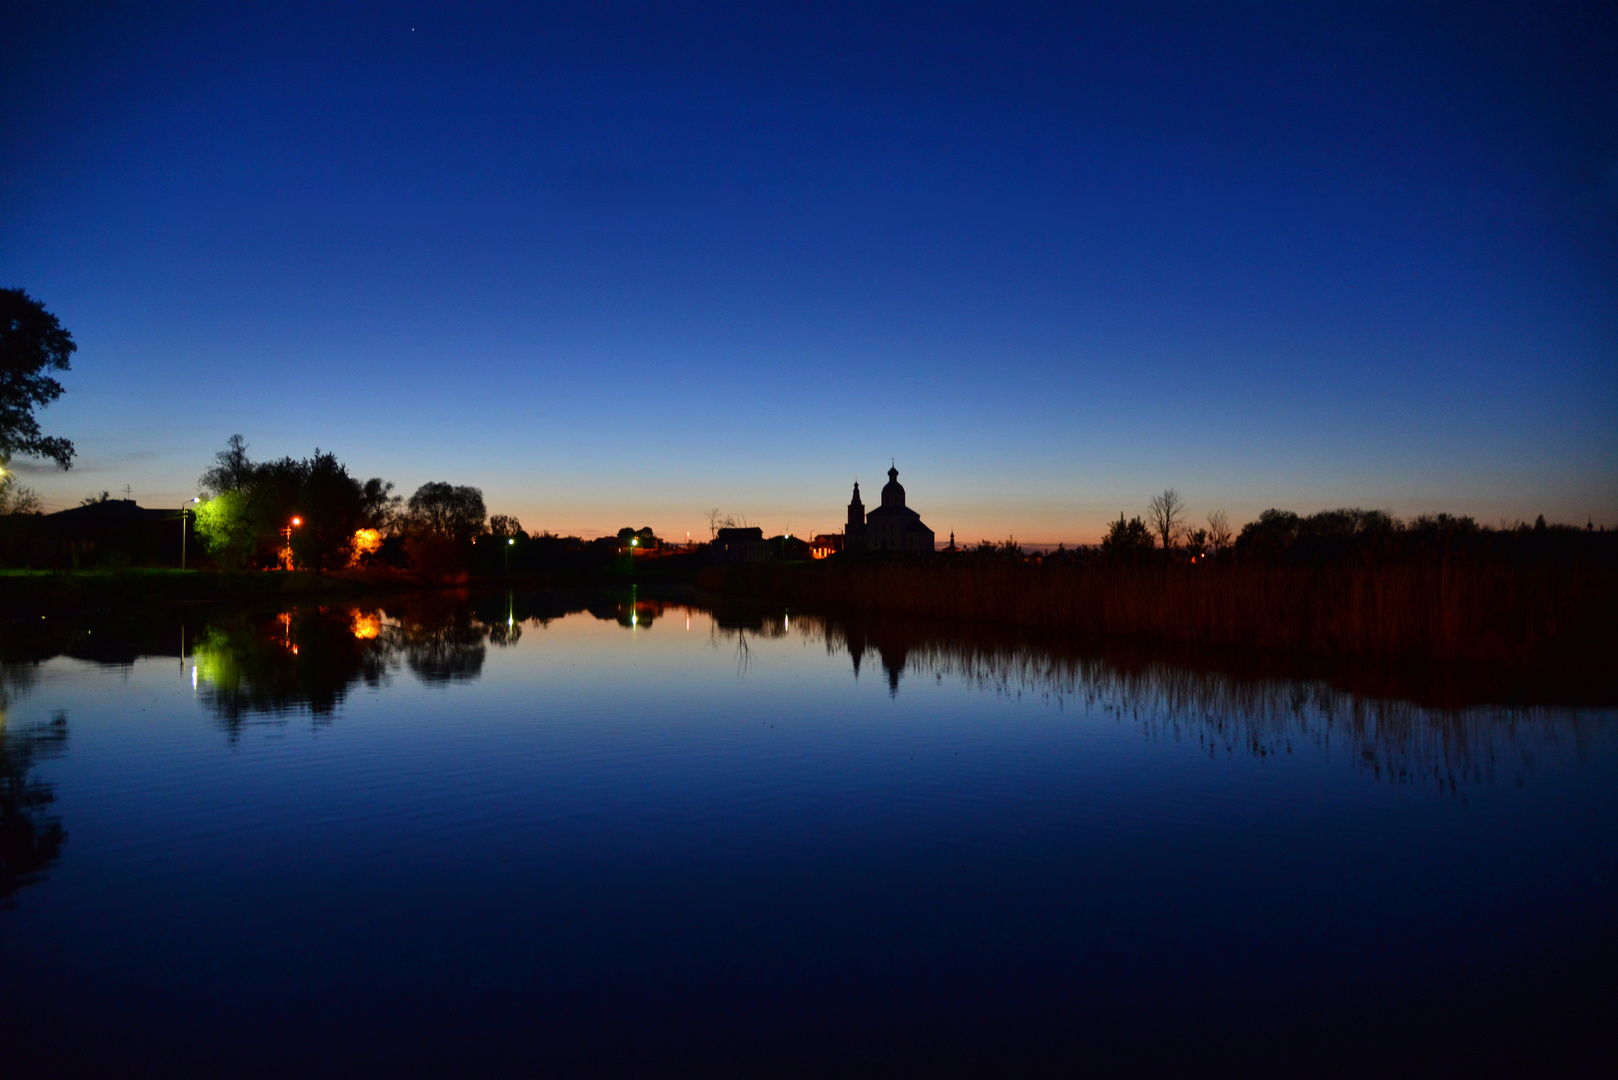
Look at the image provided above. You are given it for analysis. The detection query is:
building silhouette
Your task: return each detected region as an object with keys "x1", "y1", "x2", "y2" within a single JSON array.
[
  {"x1": 845, "y1": 465, "x2": 934, "y2": 553},
  {"x1": 711, "y1": 526, "x2": 769, "y2": 562}
]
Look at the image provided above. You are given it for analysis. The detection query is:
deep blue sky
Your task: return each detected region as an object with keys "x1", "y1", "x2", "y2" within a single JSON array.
[{"x1": 3, "y1": 1, "x2": 1613, "y2": 541}]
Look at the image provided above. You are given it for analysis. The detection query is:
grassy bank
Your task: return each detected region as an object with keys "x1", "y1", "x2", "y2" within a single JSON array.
[
  {"x1": 700, "y1": 557, "x2": 1617, "y2": 673},
  {"x1": 0, "y1": 558, "x2": 704, "y2": 614},
  {"x1": 0, "y1": 568, "x2": 411, "y2": 612}
]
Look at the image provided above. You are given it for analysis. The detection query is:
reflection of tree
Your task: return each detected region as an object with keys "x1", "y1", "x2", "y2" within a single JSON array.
[
  {"x1": 179, "y1": 595, "x2": 620, "y2": 730},
  {"x1": 0, "y1": 707, "x2": 68, "y2": 906},
  {"x1": 395, "y1": 597, "x2": 488, "y2": 685},
  {"x1": 192, "y1": 610, "x2": 391, "y2": 737},
  {"x1": 584, "y1": 592, "x2": 666, "y2": 630},
  {"x1": 183, "y1": 596, "x2": 561, "y2": 730},
  {"x1": 705, "y1": 602, "x2": 796, "y2": 675},
  {"x1": 1, "y1": 661, "x2": 41, "y2": 712}
]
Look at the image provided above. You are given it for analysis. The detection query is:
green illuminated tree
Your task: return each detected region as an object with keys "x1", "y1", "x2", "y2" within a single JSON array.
[
  {"x1": 193, "y1": 436, "x2": 398, "y2": 570},
  {"x1": 0, "y1": 460, "x2": 41, "y2": 516},
  {"x1": 0, "y1": 289, "x2": 76, "y2": 469},
  {"x1": 194, "y1": 489, "x2": 257, "y2": 569}
]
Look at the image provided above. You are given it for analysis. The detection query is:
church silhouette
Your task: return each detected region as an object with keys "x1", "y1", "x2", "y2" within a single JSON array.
[{"x1": 845, "y1": 465, "x2": 935, "y2": 553}]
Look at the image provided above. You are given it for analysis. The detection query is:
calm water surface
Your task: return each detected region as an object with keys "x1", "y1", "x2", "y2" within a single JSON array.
[{"x1": 3, "y1": 593, "x2": 1614, "y2": 1076}]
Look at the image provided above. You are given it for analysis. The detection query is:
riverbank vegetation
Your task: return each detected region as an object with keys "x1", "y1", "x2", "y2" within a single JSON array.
[{"x1": 702, "y1": 510, "x2": 1617, "y2": 677}]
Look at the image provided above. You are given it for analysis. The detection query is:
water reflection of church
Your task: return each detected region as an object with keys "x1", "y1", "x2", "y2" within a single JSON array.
[
  {"x1": 844, "y1": 630, "x2": 911, "y2": 697},
  {"x1": 845, "y1": 465, "x2": 935, "y2": 553}
]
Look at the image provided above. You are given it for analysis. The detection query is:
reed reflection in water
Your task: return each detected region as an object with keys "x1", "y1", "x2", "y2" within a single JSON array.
[
  {"x1": 709, "y1": 603, "x2": 1591, "y2": 799},
  {"x1": 163, "y1": 593, "x2": 1597, "y2": 795}
]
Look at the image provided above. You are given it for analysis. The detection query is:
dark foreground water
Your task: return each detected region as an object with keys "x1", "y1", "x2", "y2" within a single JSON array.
[{"x1": 3, "y1": 592, "x2": 1614, "y2": 1077}]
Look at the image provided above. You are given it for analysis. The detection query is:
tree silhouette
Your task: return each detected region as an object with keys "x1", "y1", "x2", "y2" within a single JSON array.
[
  {"x1": 405, "y1": 482, "x2": 486, "y2": 543},
  {"x1": 1101, "y1": 513, "x2": 1155, "y2": 558},
  {"x1": 199, "y1": 433, "x2": 255, "y2": 495},
  {"x1": 1147, "y1": 488, "x2": 1187, "y2": 550},
  {"x1": 0, "y1": 288, "x2": 77, "y2": 469},
  {"x1": 402, "y1": 482, "x2": 486, "y2": 577}
]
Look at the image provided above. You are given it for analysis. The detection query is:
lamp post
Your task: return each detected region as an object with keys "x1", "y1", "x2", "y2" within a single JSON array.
[
  {"x1": 180, "y1": 497, "x2": 199, "y2": 569},
  {"x1": 283, "y1": 516, "x2": 302, "y2": 570},
  {"x1": 504, "y1": 536, "x2": 514, "y2": 577}
]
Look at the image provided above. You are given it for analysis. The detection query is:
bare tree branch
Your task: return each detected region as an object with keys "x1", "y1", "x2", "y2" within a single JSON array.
[{"x1": 1146, "y1": 488, "x2": 1187, "y2": 550}]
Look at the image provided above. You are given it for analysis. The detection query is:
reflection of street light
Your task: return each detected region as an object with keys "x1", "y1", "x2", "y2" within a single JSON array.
[{"x1": 180, "y1": 496, "x2": 199, "y2": 569}]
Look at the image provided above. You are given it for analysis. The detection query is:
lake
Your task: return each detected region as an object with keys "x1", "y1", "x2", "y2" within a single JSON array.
[{"x1": 2, "y1": 591, "x2": 1613, "y2": 1076}]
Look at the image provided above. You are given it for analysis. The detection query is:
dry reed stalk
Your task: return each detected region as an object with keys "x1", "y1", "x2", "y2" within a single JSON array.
[{"x1": 747, "y1": 559, "x2": 1615, "y2": 666}]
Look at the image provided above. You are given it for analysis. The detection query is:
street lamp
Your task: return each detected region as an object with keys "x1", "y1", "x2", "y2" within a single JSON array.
[
  {"x1": 504, "y1": 535, "x2": 515, "y2": 576},
  {"x1": 180, "y1": 496, "x2": 199, "y2": 570},
  {"x1": 283, "y1": 516, "x2": 302, "y2": 570}
]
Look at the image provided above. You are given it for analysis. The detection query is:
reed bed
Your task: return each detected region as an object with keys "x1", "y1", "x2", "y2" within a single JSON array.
[{"x1": 711, "y1": 558, "x2": 1616, "y2": 668}]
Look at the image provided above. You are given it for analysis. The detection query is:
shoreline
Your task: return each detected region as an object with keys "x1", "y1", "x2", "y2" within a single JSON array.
[{"x1": 0, "y1": 565, "x2": 702, "y2": 614}]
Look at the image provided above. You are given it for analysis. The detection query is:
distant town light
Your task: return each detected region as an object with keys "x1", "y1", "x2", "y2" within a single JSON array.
[{"x1": 291, "y1": 517, "x2": 302, "y2": 526}]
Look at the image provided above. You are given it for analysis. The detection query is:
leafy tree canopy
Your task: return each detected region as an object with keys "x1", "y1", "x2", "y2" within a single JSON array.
[
  {"x1": 0, "y1": 288, "x2": 76, "y2": 468},
  {"x1": 617, "y1": 526, "x2": 660, "y2": 547},
  {"x1": 405, "y1": 482, "x2": 486, "y2": 544},
  {"x1": 192, "y1": 435, "x2": 398, "y2": 570},
  {"x1": 488, "y1": 514, "x2": 523, "y2": 539}
]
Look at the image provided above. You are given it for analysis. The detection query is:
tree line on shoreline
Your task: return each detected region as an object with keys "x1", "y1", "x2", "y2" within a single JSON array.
[
  {"x1": 948, "y1": 486, "x2": 1610, "y2": 567},
  {"x1": 4, "y1": 438, "x2": 1612, "y2": 575},
  {"x1": 186, "y1": 436, "x2": 675, "y2": 576}
]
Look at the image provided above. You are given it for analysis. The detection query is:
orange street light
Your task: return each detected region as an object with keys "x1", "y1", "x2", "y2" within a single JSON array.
[{"x1": 283, "y1": 517, "x2": 303, "y2": 570}]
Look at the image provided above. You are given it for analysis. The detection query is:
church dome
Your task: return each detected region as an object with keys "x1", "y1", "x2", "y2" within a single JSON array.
[{"x1": 880, "y1": 465, "x2": 905, "y2": 509}]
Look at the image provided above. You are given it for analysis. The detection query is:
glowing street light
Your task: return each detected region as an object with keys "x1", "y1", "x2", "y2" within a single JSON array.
[
  {"x1": 504, "y1": 535, "x2": 515, "y2": 576},
  {"x1": 283, "y1": 516, "x2": 303, "y2": 570},
  {"x1": 180, "y1": 496, "x2": 200, "y2": 570}
]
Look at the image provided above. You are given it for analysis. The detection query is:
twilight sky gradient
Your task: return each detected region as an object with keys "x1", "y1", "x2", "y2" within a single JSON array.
[{"x1": 3, "y1": 1, "x2": 1614, "y2": 542}]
